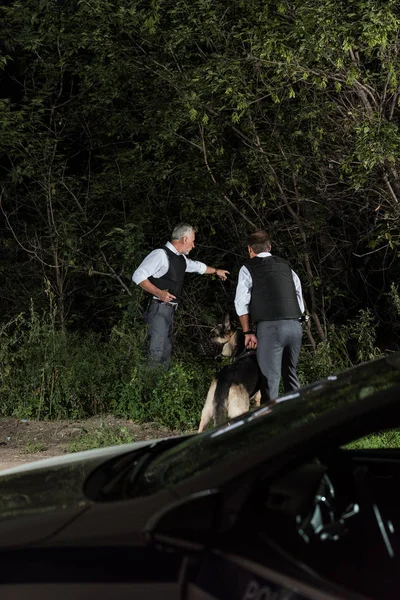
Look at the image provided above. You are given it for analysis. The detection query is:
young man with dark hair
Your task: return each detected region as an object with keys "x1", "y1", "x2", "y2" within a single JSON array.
[{"x1": 234, "y1": 229, "x2": 304, "y2": 402}]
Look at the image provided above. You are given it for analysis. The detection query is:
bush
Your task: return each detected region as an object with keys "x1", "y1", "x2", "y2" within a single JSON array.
[
  {"x1": 0, "y1": 301, "x2": 388, "y2": 430},
  {"x1": 0, "y1": 302, "x2": 215, "y2": 429},
  {"x1": 0, "y1": 303, "x2": 147, "y2": 420},
  {"x1": 298, "y1": 338, "x2": 351, "y2": 388},
  {"x1": 298, "y1": 308, "x2": 383, "y2": 387},
  {"x1": 115, "y1": 360, "x2": 215, "y2": 430}
]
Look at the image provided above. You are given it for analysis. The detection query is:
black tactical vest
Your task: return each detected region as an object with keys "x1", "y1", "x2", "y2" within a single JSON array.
[
  {"x1": 148, "y1": 245, "x2": 186, "y2": 301},
  {"x1": 245, "y1": 255, "x2": 301, "y2": 323}
]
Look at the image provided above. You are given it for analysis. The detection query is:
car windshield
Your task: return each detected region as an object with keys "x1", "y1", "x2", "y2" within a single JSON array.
[{"x1": 131, "y1": 353, "x2": 400, "y2": 497}]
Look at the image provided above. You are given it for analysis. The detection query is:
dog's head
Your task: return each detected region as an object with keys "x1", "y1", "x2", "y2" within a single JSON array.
[{"x1": 211, "y1": 314, "x2": 240, "y2": 357}]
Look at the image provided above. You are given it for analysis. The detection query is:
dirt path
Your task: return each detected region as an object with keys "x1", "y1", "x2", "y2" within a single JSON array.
[{"x1": 0, "y1": 416, "x2": 182, "y2": 472}]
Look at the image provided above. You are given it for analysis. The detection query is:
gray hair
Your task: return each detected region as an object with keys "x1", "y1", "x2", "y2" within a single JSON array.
[{"x1": 171, "y1": 223, "x2": 194, "y2": 240}]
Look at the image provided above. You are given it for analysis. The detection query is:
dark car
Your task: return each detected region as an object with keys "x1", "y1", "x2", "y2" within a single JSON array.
[{"x1": 2, "y1": 352, "x2": 400, "y2": 600}]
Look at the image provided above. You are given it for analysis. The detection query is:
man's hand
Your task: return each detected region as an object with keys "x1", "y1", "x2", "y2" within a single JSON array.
[
  {"x1": 245, "y1": 333, "x2": 257, "y2": 349},
  {"x1": 158, "y1": 289, "x2": 177, "y2": 303},
  {"x1": 139, "y1": 279, "x2": 177, "y2": 303},
  {"x1": 215, "y1": 269, "x2": 229, "y2": 281}
]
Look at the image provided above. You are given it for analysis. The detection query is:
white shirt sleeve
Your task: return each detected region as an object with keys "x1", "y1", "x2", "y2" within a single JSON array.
[
  {"x1": 131, "y1": 249, "x2": 169, "y2": 284},
  {"x1": 292, "y1": 270, "x2": 305, "y2": 313},
  {"x1": 234, "y1": 266, "x2": 252, "y2": 316},
  {"x1": 183, "y1": 256, "x2": 207, "y2": 275}
]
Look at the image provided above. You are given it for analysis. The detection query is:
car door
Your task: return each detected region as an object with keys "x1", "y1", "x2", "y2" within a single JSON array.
[
  {"x1": 219, "y1": 423, "x2": 400, "y2": 600},
  {"x1": 144, "y1": 486, "x2": 364, "y2": 600},
  {"x1": 183, "y1": 549, "x2": 360, "y2": 600}
]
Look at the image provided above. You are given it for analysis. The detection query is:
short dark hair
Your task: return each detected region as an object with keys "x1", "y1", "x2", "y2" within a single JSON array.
[{"x1": 247, "y1": 230, "x2": 271, "y2": 254}]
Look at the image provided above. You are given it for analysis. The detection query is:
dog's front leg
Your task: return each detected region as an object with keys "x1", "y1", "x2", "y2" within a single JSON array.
[{"x1": 252, "y1": 390, "x2": 262, "y2": 407}]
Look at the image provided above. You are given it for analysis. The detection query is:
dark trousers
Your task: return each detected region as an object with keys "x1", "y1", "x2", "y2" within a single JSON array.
[
  {"x1": 256, "y1": 319, "x2": 303, "y2": 402},
  {"x1": 144, "y1": 301, "x2": 176, "y2": 370}
]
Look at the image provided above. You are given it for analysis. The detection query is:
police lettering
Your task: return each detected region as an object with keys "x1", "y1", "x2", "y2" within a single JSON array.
[{"x1": 242, "y1": 579, "x2": 282, "y2": 600}]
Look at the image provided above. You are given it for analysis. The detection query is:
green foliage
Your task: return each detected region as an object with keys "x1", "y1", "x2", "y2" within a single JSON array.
[
  {"x1": 22, "y1": 441, "x2": 47, "y2": 454},
  {"x1": 0, "y1": 298, "x2": 389, "y2": 432},
  {"x1": 66, "y1": 422, "x2": 135, "y2": 454},
  {"x1": 389, "y1": 283, "x2": 400, "y2": 316},
  {"x1": 299, "y1": 308, "x2": 383, "y2": 386},
  {"x1": 0, "y1": 301, "x2": 214, "y2": 430},
  {"x1": 1, "y1": 0, "x2": 400, "y2": 410},
  {"x1": 0, "y1": 303, "x2": 147, "y2": 420},
  {"x1": 115, "y1": 360, "x2": 216, "y2": 430},
  {"x1": 298, "y1": 338, "x2": 351, "y2": 387},
  {"x1": 1, "y1": 0, "x2": 400, "y2": 344},
  {"x1": 342, "y1": 308, "x2": 382, "y2": 363}
]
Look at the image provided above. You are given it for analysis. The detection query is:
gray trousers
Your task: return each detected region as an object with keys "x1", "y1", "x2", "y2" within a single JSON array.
[
  {"x1": 256, "y1": 319, "x2": 303, "y2": 402},
  {"x1": 144, "y1": 301, "x2": 176, "y2": 370}
]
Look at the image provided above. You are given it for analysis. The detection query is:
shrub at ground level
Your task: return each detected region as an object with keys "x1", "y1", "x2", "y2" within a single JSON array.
[{"x1": 0, "y1": 304, "x2": 389, "y2": 431}]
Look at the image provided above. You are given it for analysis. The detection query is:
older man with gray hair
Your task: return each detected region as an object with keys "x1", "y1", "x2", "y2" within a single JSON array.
[{"x1": 132, "y1": 223, "x2": 229, "y2": 370}]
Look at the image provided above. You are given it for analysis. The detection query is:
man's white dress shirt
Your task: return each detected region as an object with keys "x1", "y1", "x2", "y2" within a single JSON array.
[{"x1": 132, "y1": 241, "x2": 207, "y2": 299}]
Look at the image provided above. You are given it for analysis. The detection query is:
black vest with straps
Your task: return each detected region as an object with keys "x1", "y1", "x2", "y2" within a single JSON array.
[
  {"x1": 245, "y1": 255, "x2": 301, "y2": 323},
  {"x1": 148, "y1": 245, "x2": 186, "y2": 301}
]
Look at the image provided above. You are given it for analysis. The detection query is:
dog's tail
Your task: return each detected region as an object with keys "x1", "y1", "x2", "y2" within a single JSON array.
[{"x1": 213, "y1": 379, "x2": 231, "y2": 427}]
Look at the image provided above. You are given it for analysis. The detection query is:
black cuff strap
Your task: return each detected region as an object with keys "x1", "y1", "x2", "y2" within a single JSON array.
[{"x1": 243, "y1": 330, "x2": 254, "y2": 335}]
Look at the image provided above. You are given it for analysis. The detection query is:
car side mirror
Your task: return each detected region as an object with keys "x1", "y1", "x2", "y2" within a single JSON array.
[{"x1": 143, "y1": 489, "x2": 221, "y2": 552}]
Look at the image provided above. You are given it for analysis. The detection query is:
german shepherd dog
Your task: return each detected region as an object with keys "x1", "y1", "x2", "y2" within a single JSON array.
[{"x1": 198, "y1": 314, "x2": 263, "y2": 432}]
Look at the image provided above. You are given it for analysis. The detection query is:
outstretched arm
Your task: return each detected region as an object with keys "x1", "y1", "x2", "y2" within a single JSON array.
[
  {"x1": 184, "y1": 256, "x2": 229, "y2": 280},
  {"x1": 204, "y1": 266, "x2": 229, "y2": 280}
]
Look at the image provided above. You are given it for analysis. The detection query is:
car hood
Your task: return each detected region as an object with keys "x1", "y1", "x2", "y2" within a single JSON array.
[
  {"x1": 129, "y1": 353, "x2": 400, "y2": 498},
  {"x1": 0, "y1": 437, "x2": 175, "y2": 521}
]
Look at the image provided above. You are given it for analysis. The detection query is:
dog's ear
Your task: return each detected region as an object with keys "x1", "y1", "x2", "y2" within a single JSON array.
[{"x1": 224, "y1": 313, "x2": 231, "y2": 331}]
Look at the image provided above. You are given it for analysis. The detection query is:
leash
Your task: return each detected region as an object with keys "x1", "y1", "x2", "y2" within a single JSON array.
[{"x1": 233, "y1": 348, "x2": 257, "y2": 363}]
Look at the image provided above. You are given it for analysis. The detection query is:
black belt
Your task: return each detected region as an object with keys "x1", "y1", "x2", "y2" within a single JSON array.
[
  {"x1": 256, "y1": 317, "x2": 305, "y2": 324},
  {"x1": 152, "y1": 298, "x2": 178, "y2": 310}
]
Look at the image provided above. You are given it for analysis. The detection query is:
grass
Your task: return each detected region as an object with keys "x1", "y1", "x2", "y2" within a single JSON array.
[
  {"x1": 66, "y1": 426, "x2": 400, "y2": 454},
  {"x1": 23, "y1": 441, "x2": 47, "y2": 454},
  {"x1": 343, "y1": 429, "x2": 400, "y2": 450},
  {"x1": 66, "y1": 422, "x2": 136, "y2": 453}
]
